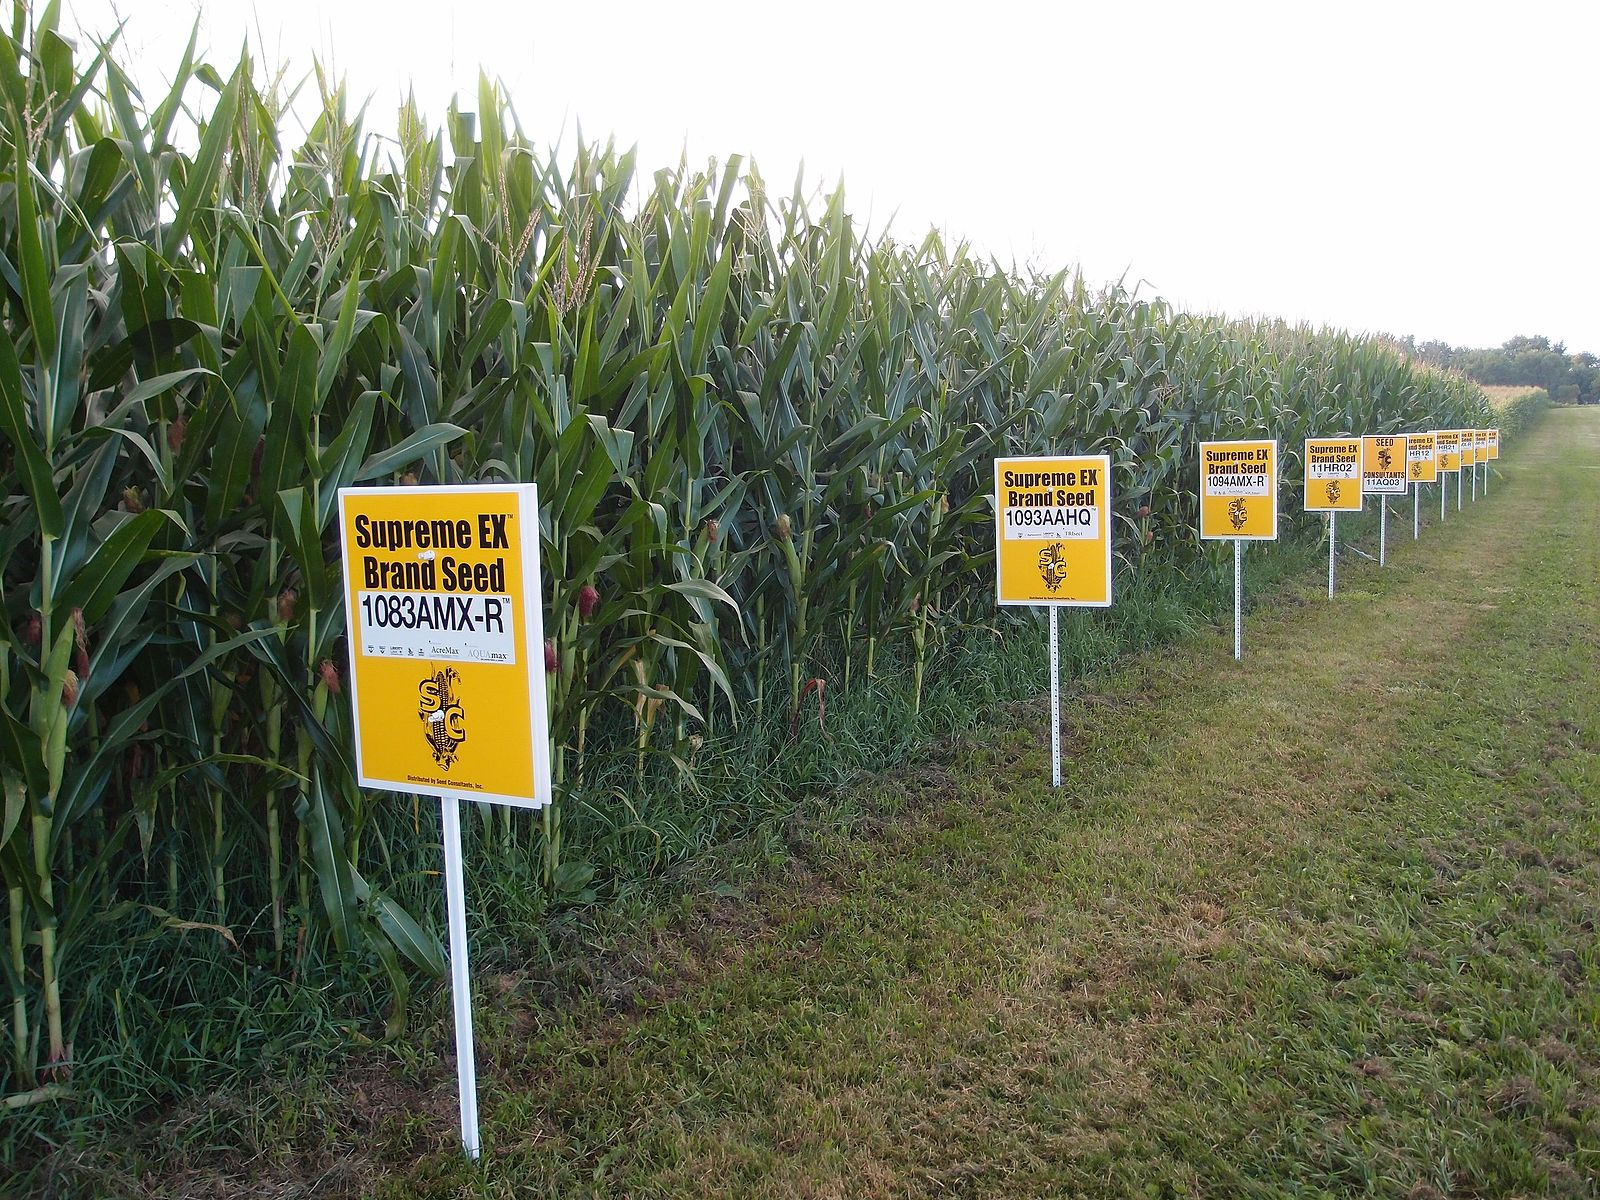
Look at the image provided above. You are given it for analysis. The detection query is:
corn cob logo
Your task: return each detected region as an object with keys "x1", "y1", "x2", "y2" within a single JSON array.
[
  {"x1": 1377, "y1": 447, "x2": 1393, "y2": 471},
  {"x1": 1325, "y1": 480, "x2": 1342, "y2": 505},
  {"x1": 1228, "y1": 497, "x2": 1249, "y2": 531},
  {"x1": 1037, "y1": 543, "x2": 1069, "y2": 592},
  {"x1": 418, "y1": 667, "x2": 466, "y2": 769}
]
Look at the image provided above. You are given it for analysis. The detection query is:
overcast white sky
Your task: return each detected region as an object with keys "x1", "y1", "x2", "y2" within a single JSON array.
[{"x1": 66, "y1": 0, "x2": 1597, "y2": 352}]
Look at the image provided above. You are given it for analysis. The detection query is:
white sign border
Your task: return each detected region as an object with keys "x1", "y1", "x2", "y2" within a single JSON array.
[
  {"x1": 1198, "y1": 438, "x2": 1279, "y2": 541},
  {"x1": 1433, "y1": 430, "x2": 1462, "y2": 474},
  {"x1": 993, "y1": 453, "x2": 1114, "y2": 609},
  {"x1": 1303, "y1": 437, "x2": 1366, "y2": 513},
  {"x1": 1362, "y1": 434, "x2": 1410, "y2": 496},
  {"x1": 338, "y1": 482, "x2": 553, "y2": 811}
]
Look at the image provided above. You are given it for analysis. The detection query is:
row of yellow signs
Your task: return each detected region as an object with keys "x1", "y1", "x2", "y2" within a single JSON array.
[
  {"x1": 1201, "y1": 428, "x2": 1498, "y2": 534},
  {"x1": 334, "y1": 432, "x2": 1501, "y2": 803},
  {"x1": 1299, "y1": 427, "x2": 1497, "y2": 516},
  {"x1": 994, "y1": 427, "x2": 1500, "y2": 605}
]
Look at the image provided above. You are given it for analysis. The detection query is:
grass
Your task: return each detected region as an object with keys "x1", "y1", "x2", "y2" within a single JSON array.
[
  {"x1": 5, "y1": 531, "x2": 1318, "y2": 1180},
  {"x1": 21, "y1": 410, "x2": 1594, "y2": 1197}
]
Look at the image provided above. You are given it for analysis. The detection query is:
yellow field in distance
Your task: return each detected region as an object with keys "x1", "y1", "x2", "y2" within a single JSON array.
[{"x1": 1478, "y1": 385, "x2": 1548, "y2": 410}]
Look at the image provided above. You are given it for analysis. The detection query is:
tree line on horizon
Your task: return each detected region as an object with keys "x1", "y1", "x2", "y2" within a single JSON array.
[{"x1": 1400, "y1": 334, "x2": 1598, "y2": 404}]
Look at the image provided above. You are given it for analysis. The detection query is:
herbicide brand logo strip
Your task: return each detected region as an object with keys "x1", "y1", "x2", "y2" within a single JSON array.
[
  {"x1": 994, "y1": 455, "x2": 1112, "y2": 606},
  {"x1": 1407, "y1": 432, "x2": 1438, "y2": 482},
  {"x1": 1304, "y1": 438, "x2": 1364, "y2": 511},
  {"x1": 1362, "y1": 435, "x2": 1409, "y2": 495},
  {"x1": 339, "y1": 484, "x2": 552, "y2": 809},
  {"x1": 1198, "y1": 440, "x2": 1277, "y2": 540}
]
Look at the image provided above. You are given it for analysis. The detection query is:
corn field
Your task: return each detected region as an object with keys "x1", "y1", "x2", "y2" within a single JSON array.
[{"x1": 0, "y1": 11, "x2": 1492, "y2": 1092}]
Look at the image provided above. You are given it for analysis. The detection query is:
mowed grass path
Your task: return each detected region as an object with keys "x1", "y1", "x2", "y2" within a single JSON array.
[{"x1": 147, "y1": 411, "x2": 1600, "y2": 1198}]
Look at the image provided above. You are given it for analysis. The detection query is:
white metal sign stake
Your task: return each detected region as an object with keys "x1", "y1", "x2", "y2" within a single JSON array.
[
  {"x1": 337, "y1": 484, "x2": 554, "y2": 1166},
  {"x1": 1379, "y1": 500, "x2": 1387, "y2": 567},
  {"x1": 1233, "y1": 540, "x2": 1243, "y2": 660},
  {"x1": 1048, "y1": 607, "x2": 1061, "y2": 788},
  {"x1": 1441, "y1": 475, "x2": 1447, "y2": 522},
  {"x1": 441, "y1": 795, "x2": 482, "y2": 1160},
  {"x1": 1471, "y1": 460, "x2": 1478, "y2": 501},
  {"x1": 1457, "y1": 472, "x2": 1462, "y2": 512},
  {"x1": 995, "y1": 454, "x2": 1109, "y2": 791},
  {"x1": 1199, "y1": 440, "x2": 1275, "y2": 664},
  {"x1": 1413, "y1": 487, "x2": 1419, "y2": 540},
  {"x1": 1328, "y1": 513, "x2": 1337, "y2": 599}
]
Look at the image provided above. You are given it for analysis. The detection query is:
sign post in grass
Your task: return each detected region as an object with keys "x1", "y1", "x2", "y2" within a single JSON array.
[
  {"x1": 1305, "y1": 437, "x2": 1363, "y2": 598},
  {"x1": 338, "y1": 483, "x2": 553, "y2": 1161},
  {"x1": 995, "y1": 455, "x2": 1113, "y2": 786},
  {"x1": 1408, "y1": 432, "x2": 1436, "y2": 539},
  {"x1": 1198, "y1": 440, "x2": 1277, "y2": 659},
  {"x1": 1362, "y1": 435, "x2": 1408, "y2": 567},
  {"x1": 1414, "y1": 432, "x2": 1440, "y2": 540},
  {"x1": 1436, "y1": 430, "x2": 1462, "y2": 522}
]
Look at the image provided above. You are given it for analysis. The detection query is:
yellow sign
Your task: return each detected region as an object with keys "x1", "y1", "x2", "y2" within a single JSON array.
[
  {"x1": 1487, "y1": 428, "x2": 1500, "y2": 460},
  {"x1": 1459, "y1": 428, "x2": 1476, "y2": 465},
  {"x1": 1304, "y1": 437, "x2": 1363, "y2": 511},
  {"x1": 1199, "y1": 440, "x2": 1277, "y2": 540},
  {"x1": 1474, "y1": 429, "x2": 1490, "y2": 462},
  {"x1": 994, "y1": 455, "x2": 1112, "y2": 606},
  {"x1": 1407, "y1": 432, "x2": 1437, "y2": 483},
  {"x1": 1362, "y1": 435, "x2": 1409, "y2": 495},
  {"x1": 338, "y1": 485, "x2": 552, "y2": 809},
  {"x1": 1435, "y1": 430, "x2": 1462, "y2": 472}
]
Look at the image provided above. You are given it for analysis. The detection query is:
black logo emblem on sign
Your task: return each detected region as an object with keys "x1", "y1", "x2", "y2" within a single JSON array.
[
  {"x1": 1038, "y1": 543, "x2": 1069, "y2": 593},
  {"x1": 1377, "y1": 448, "x2": 1393, "y2": 471},
  {"x1": 419, "y1": 667, "x2": 466, "y2": 769},
  {"x1": 1228, "y1": 497, "x2": 1249, "y2": 531},
  {"x1": 1326, "y1": 480, "x2": 1342, "y2": 505}
]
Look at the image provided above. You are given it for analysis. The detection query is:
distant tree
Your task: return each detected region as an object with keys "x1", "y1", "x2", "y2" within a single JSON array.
[
  {"x1": 1502, "y1": 334, "x2": 1552, "y2": 354},
  {"x1": 1428, "y1": 334, "x2": 1597, "y2": 404},
  {"x1": 1571, "y1": 355, "x2": 1600, "y2": 404},
  {"x1": 1415, "y1": 339, "x2": 1455, "y2": 367}
]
